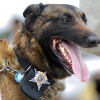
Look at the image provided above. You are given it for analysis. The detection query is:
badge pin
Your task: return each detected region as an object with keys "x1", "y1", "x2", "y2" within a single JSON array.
[{"x1": 29, "y1": 69, "x2": 50, "y2": 90}]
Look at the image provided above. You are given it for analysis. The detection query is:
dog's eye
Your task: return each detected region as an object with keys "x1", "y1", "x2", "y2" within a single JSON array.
[
  {"x1": 61, "y1": 18, "x2": 69, "y2": 23},
  {"x1": 84, "y1": 17, "x2": 87, "y2": 23},
  {"x1": 82, "y1": 13, "x2": 87, "y2": 24},
  {"x1": 83, "y1": 17, "x2": 87, "y2": 24}
]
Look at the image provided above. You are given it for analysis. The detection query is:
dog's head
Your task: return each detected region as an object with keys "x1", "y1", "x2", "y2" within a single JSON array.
[{"x1": 13, "y1": 3, "x2": 100, "y2": 81}]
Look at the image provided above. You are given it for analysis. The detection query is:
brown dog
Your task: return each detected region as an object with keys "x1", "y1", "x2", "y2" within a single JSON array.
[{"x1": 0, "y1": 3, "x2": 100, "y2": 100}]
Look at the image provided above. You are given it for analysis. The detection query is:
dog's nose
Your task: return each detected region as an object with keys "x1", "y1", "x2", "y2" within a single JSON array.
[{"x1": 87, "y1": 35, "x2": 100, "y2": 45}]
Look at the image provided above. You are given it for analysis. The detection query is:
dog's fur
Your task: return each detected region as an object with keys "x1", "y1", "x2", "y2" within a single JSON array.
[{"x1": 0, "y1": 3, "x2": 100, "y2": 100}]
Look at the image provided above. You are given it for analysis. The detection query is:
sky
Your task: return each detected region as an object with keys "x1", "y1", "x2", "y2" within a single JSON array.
[{"x1": 0, "y1": 0, "x2": 80, "y2": 28}]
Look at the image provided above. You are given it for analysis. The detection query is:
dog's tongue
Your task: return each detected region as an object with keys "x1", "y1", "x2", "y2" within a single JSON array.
[{"x1": 61, "y1": 41, "x2": 90, "y2": 82}]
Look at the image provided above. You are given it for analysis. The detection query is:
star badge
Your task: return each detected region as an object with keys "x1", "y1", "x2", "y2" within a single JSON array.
[{"x1": 29, "y1": 69, "x2": 50, "y2": 90}]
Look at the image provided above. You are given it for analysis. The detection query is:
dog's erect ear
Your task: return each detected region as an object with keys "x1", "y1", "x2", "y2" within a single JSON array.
[{"x1": 23, "y1": 3, "x2": 44, "y2": 30}]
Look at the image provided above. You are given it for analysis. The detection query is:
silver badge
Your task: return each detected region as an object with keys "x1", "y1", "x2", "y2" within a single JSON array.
[{"x1": 29, "y1": 69, "x2": 50, "y2": 90}]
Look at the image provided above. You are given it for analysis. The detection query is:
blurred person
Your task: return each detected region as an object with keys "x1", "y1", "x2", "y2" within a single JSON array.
[
  {"x1": 0, "y1": 14, "x2": 23, "y2": 42},
  {"x1": 8, "y1": 19, "x2": 21, "y2": 41},
  {"x1": 77, "y1": 71, "x2": 100, "y2": 100},
  {"x1": 77, "y1": 79, "x2": 99, "y2": 100},
  {"x1": 79, "y1": 0, "x2": 100, "y2": 99},
  {"x1": 79, "y1": 0, "x2": 100, "y2": 56},
  {"x1": 94, "y1": 72, "x2": 100, "y2": 100}
]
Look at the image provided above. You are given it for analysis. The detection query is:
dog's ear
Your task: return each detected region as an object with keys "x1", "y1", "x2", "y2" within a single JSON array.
[
  {"x1": 23, "y1": 3, "x2": 44, "y2": 30},
  {"x1": 23, "y1": 3, "x2": 43, "y2": 18}
]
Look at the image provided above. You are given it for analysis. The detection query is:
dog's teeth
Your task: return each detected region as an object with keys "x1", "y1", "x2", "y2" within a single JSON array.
[
  {"x1": 58, "y1": 43, "x2": 72, "y2": 65},
  {"x1": 66, "y1": 56, "x2": 68, "y2": 60},
  {"x1": 53, "y1": 40, "x2": 56, "y2": 50},
  {"x1": 68, "y1": 59, "x2": 71, "y2": 63},
  {"x1": 59, "y1": 45, "x2": 65, "y2": 52},
  {"x1": 63, "y1": 52, "x2": 66, "y2": 56},
  {"x1": 61, "y1": 48, "x2": 65, "y2": 52}
]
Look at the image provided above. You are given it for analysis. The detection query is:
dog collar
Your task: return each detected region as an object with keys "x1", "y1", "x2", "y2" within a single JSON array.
[{"x1": 14, "y1": 49, "x2": 55, "y2": 100}]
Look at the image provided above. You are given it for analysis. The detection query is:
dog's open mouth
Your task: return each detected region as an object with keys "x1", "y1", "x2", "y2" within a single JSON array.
[{"x1": 52, "y1": 38, "x2": 90, "y2": 82}]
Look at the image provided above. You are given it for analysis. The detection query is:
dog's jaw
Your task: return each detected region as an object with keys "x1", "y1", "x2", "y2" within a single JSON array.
[{"x1": 42, "y1": 37, "x2": 90, "y2": 82}]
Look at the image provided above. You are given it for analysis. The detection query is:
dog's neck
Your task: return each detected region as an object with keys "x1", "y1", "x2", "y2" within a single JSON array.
[
  {"x1": 0, "y1": 39, "x2": 56, "y2": 100},
  {"x1": 13, "y1": 29, "x2": 49, "y2": 72}
]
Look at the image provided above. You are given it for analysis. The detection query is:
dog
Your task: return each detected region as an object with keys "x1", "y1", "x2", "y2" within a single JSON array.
[{"x1": 0, "y1": 3, "x2": 100, "y2": 100}]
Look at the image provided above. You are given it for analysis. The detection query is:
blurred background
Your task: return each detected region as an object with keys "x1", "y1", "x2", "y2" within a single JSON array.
[{"x1": 0, "y1": 0, "x2": 100, "y2": 100}]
